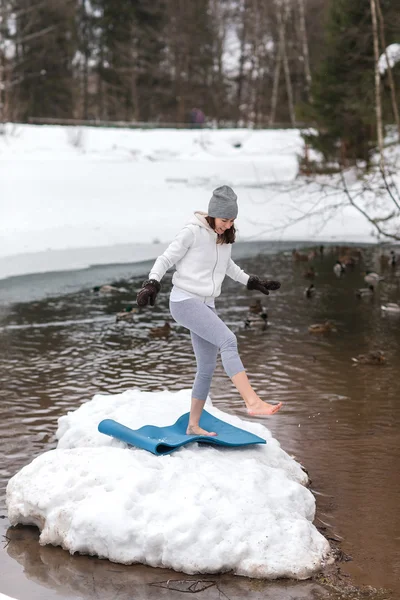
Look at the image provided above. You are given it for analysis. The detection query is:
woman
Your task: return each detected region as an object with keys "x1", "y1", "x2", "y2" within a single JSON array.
[{"x1": 137, "y1": 185, "x2": 282, "y2": 436}]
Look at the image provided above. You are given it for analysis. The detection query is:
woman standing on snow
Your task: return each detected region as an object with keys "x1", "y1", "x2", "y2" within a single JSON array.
[{"x1": 137, "y1": 185, "x2": 282, "y2": 436}]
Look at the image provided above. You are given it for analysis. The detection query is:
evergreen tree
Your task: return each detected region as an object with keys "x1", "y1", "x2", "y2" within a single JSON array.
[
  {"x1": 13, "y1": 0, "x2": 76, "y2": 121},
  {"x1": 165, "y1": 0, "x2": 215, "y2": 123},
  {"x1": 93, "y1": 0, "x2": 166, "y2": 121},
  {"x1": 305, "y1": 0, "x2": 398, "y2": 165}
]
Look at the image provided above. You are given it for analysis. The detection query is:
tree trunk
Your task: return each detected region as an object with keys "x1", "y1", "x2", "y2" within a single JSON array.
[
  {"x1": 269, "y1": 45, "x2": 282, "y2": 126},
  {"x1": 277, "y1": 1, "x2": 296, "y2": 126},
  {"x1": 98, "y1": 44, "x2": 105, "y2": 120},
  {"x1": 80, "y1": 0, "x2": 89, "y2": 120},
  {"x1": 370, "y1": 0, "x2": 384, "y2": 169},
  {"x1": 236, "y1": 4, "x2": 247, "y2": 125},
  {"x1": 376, "y1": 0, "x2": 400, "y2": 140},
  {"x1": 298, "y1": 0, "x2": 312, "y2": 102},
  {"x1": 0, "y1": 3, "x2": 4, "y2": 124}
]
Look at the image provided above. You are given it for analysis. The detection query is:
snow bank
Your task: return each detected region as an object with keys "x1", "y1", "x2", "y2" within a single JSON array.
[
  {"x1": 0, "y1": 124, "x2": 375, "y2": 280},
  {"x1": 6, "y1": 389, "x2": 330, "y2": 579}
]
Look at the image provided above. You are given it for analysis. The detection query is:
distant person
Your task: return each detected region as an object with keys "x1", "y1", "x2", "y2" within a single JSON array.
[
  {"x1": 137, "y1": 186, "x2": 282, "y2": 436},
  {"x1": 189, "y1": 107, "x2": 205, "y2": 128},
  {"x1": 195, "y1": 108, "x2": 205, "y2": 125}
]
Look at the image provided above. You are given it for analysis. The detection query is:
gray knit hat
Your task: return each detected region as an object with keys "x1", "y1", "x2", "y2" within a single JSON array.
[{"x1": 208, "y1": 185, "x2": 238, "y2": 219}]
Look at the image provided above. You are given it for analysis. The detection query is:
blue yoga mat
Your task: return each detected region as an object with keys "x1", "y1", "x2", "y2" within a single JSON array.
[{"x1": 98, "y1": 411, "x2": 266, "y2": 455}]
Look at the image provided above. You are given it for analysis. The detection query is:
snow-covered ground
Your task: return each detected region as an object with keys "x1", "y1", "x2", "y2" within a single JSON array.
[
  {"x1": 0, "y1": 124, "x2": 376, "y2": 280},
  {"x1": 6, "y1": 389, "x2": 331, "y2": 579}
]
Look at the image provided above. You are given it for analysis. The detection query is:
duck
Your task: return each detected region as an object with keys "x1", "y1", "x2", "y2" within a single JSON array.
[
  {"x1": 248, "y1": 299, "x2": 265, "y2": 314},
  {"x1": 379, "y1": 253, "x2": 389, "y2": 269},
  {"x1": 304, "y1": 266, "x2": 316, "y2": 279},
  {"x1": 292, "y1": 249, "x2": 309, "y2": 262},
  {"x1": 333, "y1": 261, "x2": 345, "y2": 278},
  {"x1": 381, "y1": 303, "x2": 400, "y2": 314},
  {"x1": 304, "y1": 284, "x2": 316, "y2": 298},
  {"x1": 149, "y1": 322, "x2": 171, "y2": 338},
  {"x1": 308, "y1": 321, "x2": 337, "y2": 334},
  {"x1": 355, "y1": 285, "x2": 374, "y2": 299},
  {"x1": 364, "y1": 271, "x2": 384, "y2": 285},
  {"x1": 308, "y1": 249, "x2": 318, "y2": 260},
  {"x1": 339, "y1": 253, "x2": 358, "y2": 268},
  {"x1": 244, "y1": 311, "x2": 268, "y2": 331},
  {"x1": 116, "y1": 306, "x2": 136, "y2": 322},
  {"x1": 93, "y1": 284, "x2": 120, "y2": 294},
  {"x1": 352, "y1": 350, "x2": 385, "y2": 365}
]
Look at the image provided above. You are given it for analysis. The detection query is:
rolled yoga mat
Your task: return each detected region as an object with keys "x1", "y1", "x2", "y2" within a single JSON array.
[{"x1": 98, "y1": 411, "x2": 266, "y2": 456}]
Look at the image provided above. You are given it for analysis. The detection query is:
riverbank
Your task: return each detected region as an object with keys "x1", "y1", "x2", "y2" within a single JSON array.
[{"x1": 1, "y1": 124, "x2": 377, "y2": 281}]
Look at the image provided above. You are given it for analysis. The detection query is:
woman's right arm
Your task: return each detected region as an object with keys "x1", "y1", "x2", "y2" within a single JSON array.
[
  {"x1": 137, "y1": 226, "x2": 194, "y2": 307},
  {"x1": 148, "y1": 226, "x2": 194, "y2": 282}
]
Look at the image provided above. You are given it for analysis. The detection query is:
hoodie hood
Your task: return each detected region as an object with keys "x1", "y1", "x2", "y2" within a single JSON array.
[{"x1": 189, "y1": 211, "x2": 215, "y2": 232}]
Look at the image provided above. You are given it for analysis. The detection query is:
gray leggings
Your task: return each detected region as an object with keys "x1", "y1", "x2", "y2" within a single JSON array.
[{"x1": 170, "y1": 298, "x2": 244, "y2": 401}]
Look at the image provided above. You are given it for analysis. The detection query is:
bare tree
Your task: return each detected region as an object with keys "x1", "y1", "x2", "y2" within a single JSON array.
[
  {"x1": 272, "y1": 0, "x2": 295, "y2": 126},
  {"x1": 376, "y1": 0, "x2": 400, "y2": 140},
  {"x1": 269, "y1": 40, "x2": 282, "y2": 126},
  {"x1": 297, "y1": 0, "x2": 312, "y2": 102},
  {"x1": 208, "y1": 0, "x2": 231, "y2": 124},
  {"x1": 0, "y1": 1, "x2": 61, "y2": 122},
  {"x1": 0, "y1": 0, "x2": 333, "y2": 125},
  {"x1": 0, "y1": 0, "x2": 9, "y2": 123},
  {"x1": 370, "y1": 0, "x2": 384, "y2": 170},
  {"x1": 235, "y1": 0, "x2": 249, "y2": 124}
]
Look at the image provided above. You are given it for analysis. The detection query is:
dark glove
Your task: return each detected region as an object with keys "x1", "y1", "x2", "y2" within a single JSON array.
[
  {"x1": 247, "y1": 275, "x2": 281, "y2": 296},
  {"x1": 137, "y1": 279, "x2": 161, "y2": 307}
]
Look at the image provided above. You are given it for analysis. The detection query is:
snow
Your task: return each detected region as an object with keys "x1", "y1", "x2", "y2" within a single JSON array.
[
  {"x1": 0, "y1": 124, "x2": 377, "y2": 281},
  {"x1": 0, "y1": 595, "x2": 17, "y2": 600},
  {"x1": 6, "y1": 388, "x2": 330, "y2": 579},
  {"x1": 378, "y1": 43, "x2": 400, "y2": 74}
]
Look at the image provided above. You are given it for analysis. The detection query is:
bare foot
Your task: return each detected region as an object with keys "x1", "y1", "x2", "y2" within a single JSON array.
[
  {"x1": 247, "y1": 401, "x2": 283, "y2": 416},
  {"x1": 186, "y1": 425, "x2": 217, "y2": 436}
]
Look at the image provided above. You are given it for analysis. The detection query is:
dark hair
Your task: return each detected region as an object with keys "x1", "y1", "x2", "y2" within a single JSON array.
[{"x1": 206, "y1": 216, "x2": 236, "y2": 244}]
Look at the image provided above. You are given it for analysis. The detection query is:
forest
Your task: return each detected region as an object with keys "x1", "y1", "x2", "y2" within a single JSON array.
[{"x1": 0, "y1": 0, "x2": 397, "y2": 128}]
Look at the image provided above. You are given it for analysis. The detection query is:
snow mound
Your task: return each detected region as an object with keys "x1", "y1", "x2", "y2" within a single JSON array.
[{"x1": 6, "y1": 389, "x2": 330, "y2": 579}]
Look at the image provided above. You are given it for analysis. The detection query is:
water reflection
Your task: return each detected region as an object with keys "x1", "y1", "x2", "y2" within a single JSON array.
[{"x1": 1, "y1": 522, "x2": 332, "y2": 600}]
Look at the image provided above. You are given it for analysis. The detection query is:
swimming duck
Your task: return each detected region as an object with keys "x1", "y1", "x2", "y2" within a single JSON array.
[
  {"x1": 381, "y1": 303, "x2": 400, "y2": 314},
  {"x1": 244, "y1": 311, "x2": 268, "y2": 331},
  {"x1": 364, "y1": 271, "x2": 384, "y2": 285},
  {"x1": 308, "y1": 321, "x2": 337, "y2": 334},
  {"x1": 355, "y1": 285, "x2": 374, "y2": 299},
  {"x1": 93, "y1": 284, "x2": 120, "y2": 294},
  {"x1": 249, "y1": 299, "x2": 265, "y2": 314},
  {"x1": 304, "y1": 267, "x2": 316, "y2": 279},
  {"x1": 116, "y1": 306, "x2": 136, "y2": 322},
  {"x1": 352, "y1": 350, "x2": 385, "y2": 365},
  {"x1": 149, "y1": 322, "x2": 171, "y2": 338},
  {"x1": 292, "y1": 250, "x2": 309, "y2": 262},
  {"x1": 333, "y1": 261, "x2": 345, "y2": 277},
  {"x1": 379, "y1": 253, "x2": 389, "y2": 269},
  {"x1": 304, "y1": 284, "x2": 316, "y2": 298}
]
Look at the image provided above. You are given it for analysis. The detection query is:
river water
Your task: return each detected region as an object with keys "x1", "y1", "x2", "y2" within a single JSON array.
[{"x1": 0, "y1": 242, "x2": 399, "y2": 600}]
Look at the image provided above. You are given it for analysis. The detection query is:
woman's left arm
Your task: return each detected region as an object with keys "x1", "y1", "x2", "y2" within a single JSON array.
[
  {"x1": 226, "y1": 259, "x2": 250, "y2": 285},
  {"x1": 226, "y1": 259, "x2": 281, "y2": 294}
]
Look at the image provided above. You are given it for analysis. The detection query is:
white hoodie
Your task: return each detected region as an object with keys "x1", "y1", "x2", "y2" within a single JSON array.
[{"x1": 148, "y1": 212, "x2": 249, "y2": 303}]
